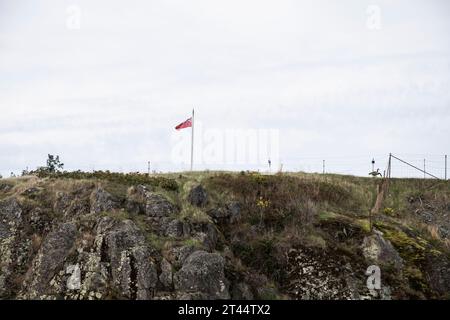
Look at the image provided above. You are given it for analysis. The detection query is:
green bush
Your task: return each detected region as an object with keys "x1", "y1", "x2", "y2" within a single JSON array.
[
  {"x1": 383, "y1": 207, "x2": 396, "y2": 216},
  {"x1": 29, "y1": 170, "x2": 179, "y2": 191}
]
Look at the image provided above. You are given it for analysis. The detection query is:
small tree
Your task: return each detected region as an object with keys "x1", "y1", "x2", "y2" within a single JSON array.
[{"x1": 46, "y1": 154, "x2": 64, "y2": 173}]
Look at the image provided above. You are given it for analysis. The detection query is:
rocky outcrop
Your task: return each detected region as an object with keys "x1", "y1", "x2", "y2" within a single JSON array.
[
  {"x1": 188, "y1": 185, "x2": 208, "y2": 207},
  {"x1": 174, "y1": 250, "x2": 229, "y2": 299},
  {"x1": 207, "y1": 202, "x2": 241, "y2": 224},
  {"x1": 159, "y1": 258, "x2": 173, "y2": 290},
  {"x1": 191, "y1": 222, "x2": 219, "y2": 251},
  {"x1": 1, "y1": 174, "x2": 449, "y2": 300},
  {"x1": 424, "y1": 252, "x2": 450, "y2": 296},
  {"x1": 127, "y1": 185, "x2": 176, "y2": 217},
  {"x1": 284, "y1": 247, "x2": 361, "y2": 300},
  {"x1": 20, "y1": 223, "x2": 77, "y2": 299},
  {"x1": 0, "y1": 197, "x2": 24, "y2": 297},
  {"x1": 361, "y1": 230, "x2": 403, "y2": 269},
  {"x1": 95, "y1": 218, "x2": 158, "y2": 299},
  {"x1": 90, "y1": 188, "x2": 120, "y2": 214}
]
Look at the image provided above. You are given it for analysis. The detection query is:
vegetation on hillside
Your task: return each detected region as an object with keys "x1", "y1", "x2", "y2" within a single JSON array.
[{"x1": 1, "y1": 169, "x2": 449, "y2": 299}]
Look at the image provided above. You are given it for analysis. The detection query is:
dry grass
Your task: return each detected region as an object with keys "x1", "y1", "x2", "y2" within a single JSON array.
[{"x1": 427, "y1": 225, "x2": 442, "y2": 241}]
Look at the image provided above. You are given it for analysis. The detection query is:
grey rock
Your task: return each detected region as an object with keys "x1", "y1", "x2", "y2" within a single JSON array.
[
  {"x1": 53, "y1": 191, "x2": 73, "y2": 215},
  {"x1": 159, "y1": 258, "x2": 173, "y2": 289},
  {"x1": 192, "y1": 222, "x2": 218, "y2": 251},
  {"x1": 97, "y1": 218, "x2": 158, "y2": 299},
  {"x1": 0, "y1": 198, "x2": 23, "y2": 297},
  {"x1": 165, "y1": 219, "x2": 190, "y2": 238},
  {"x1": 127, "y1": 185, "x2": 175, "y2": 217},
  {"x1": 66, "y1": 264, "x2": 81, "y2": 290},
  {"x1": 90, "y1": 188, "x2": 120, "y2": 214},
  {"x1": 21, "y1": 223, "x2": 77, "y2": 299},
  {"x1": 208, "y1": 202, "x2": 241, "y2": 224},
  {"x1": 145, "y1": 193, "x2": 175, "y2": 217},
  {"x1": 0, "y1": 197, "x2": 22, "y2": 223},
  {"x1": 188, "y1": 185, "x2": 208, "y2": 207},
  {"x1": 284, "y1": 247, "x2": 357, "y2": 300},
  {"x1": 174, "y1": 251, "x2": 229, "y2": 299},
  {"x1": 125, "y1": 200, "x2": 143, "y2": 215},
  {"x1": 129, "y1": 246, "x2": 158, "y2": 300},
  {"x1": 167, "y1": 245, "x2": 197, "y2": 267},
  {"x1": 361, "y1": 230, "x2": 403, "y2": 269},
  {"x1": 425, "y1": 253, "x2": 450, "y2": 296}
]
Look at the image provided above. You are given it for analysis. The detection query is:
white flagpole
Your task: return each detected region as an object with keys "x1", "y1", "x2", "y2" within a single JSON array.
[{"x1": 190, "y1": 108, "x2": 194, "y2": 171}]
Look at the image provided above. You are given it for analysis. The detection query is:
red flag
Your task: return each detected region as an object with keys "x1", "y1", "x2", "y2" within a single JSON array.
[{"x1": 175, "y1": 117, "x2": 192, "y2": 130}]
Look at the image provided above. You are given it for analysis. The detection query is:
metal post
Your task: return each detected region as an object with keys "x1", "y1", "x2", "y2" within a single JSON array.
[
  {"x1": 445, "y1": 155, "x2": 447, "y2": 180},
  {"x1": 423, "y1": 159, "x2": 426, "y2": 179},
  {"x1": 190, "y1": 109, "x2": 194, "y2": 171}
]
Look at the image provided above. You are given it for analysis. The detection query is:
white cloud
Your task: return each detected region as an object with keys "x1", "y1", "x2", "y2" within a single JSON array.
[{"x1": 0, "y1": 0, "x2": 449, "y2": 177}]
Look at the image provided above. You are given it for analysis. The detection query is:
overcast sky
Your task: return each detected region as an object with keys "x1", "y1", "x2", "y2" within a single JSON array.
[{"x1": 1, "y1": 0, "x2": 449, "y2": 177}]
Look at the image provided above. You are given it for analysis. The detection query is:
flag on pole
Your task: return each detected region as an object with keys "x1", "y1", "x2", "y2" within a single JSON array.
[
  {"x1": 175, "y1": 110, "x2": 195, "y2": 171},
  {"x1": 175, "y1": 117, "x2": 192, "y2": 130}
]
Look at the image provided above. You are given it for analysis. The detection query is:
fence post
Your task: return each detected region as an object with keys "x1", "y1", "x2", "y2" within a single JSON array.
[
  {"x1": 446, "y1": 155, "x2": 447, "y2": 180},
  {"x1": 388, "y1": 153, "x2": 392, "y2": 179},
  {"x1": 423, "y1": 159, "x2": 426, "y2": 179}
]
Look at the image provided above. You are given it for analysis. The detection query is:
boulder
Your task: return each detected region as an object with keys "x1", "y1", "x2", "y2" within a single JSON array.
[
  {"x1": 0, "y1": 197, "x2": 22, "y2": 222},
  {"x1": 127, "y1": 185, "x2": 175, "y2": 217},
  {"x1": 174, "y1": 251, "x2": 229, "y2": 299},
  {"x1": 90, "y1": 188, "x2": 120, "y2": 214},
  {"x1": 167, "y1": 245, "x2": 197, "y2": 268},
  {"x1": 424, "y1": 252, "x2": 450, "y2": 296},
  {"x1": 208, "y1": 202, "x2": 241, "y2": 224},
  {"x1": 96, "y1": 218, "x2": 158, "y2": 299},
  {"x1": 361, "y1": 230, "x2": 403, "y2": 269},
  {"x1": 53, "y1": 191, "x2": 73, "y2": 215},
  {"x1": 159, "y1": 258, "x2": 173, "y2": 290},
  {"x1": 284, "y1": 247, "x2": 357, "y2": 300},
  {"x1": 20, "y1": 223, "x2": 77, "y2": 299},
  {"x1": 0, "y1": 197, "x2": 23, "y2": 297},
  {"x1": 164, "y1": 219, "x2": 190, "y2": 238},
  {"x1": 145, "y1": 193, "x2": 176, "y2": 217},
  {"x1": 191, "y1": 222, "x2": 218, "y2": 251},
  {"x1": 188, "y1": 185, "x2": 208, "y2": 207}
]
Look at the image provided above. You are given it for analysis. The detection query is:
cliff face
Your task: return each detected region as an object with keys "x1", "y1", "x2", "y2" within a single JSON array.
[{"x1": 0, "y1": 172, "x2": 449, "y2": 300}]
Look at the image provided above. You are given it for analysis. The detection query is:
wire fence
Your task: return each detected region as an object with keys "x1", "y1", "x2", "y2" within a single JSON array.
[{"x1": 1, "y1": 153, "x2": 448, "y2": 180}]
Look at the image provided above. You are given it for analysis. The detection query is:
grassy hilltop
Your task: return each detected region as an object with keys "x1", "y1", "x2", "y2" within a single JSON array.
[{"x1": 0, "y1": 171, "x2": 449, "y2": 299}]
